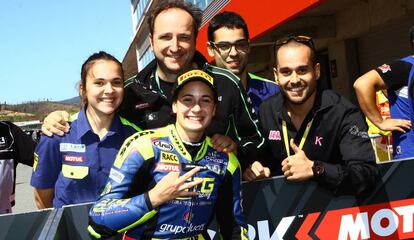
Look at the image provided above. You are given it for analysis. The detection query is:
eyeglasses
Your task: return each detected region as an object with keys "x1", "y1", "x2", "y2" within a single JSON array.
[
  {"x1": 209, "y1": 40, "x2": 250, "y2": 55},
  {"x1": 274, "y1": 35, "x2": 315, "y2": 51}
]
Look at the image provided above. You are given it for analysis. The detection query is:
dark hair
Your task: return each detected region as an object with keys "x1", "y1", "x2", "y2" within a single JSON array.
[
  {"x1": 274, "y1": 38, "x2": 317, "y2": 67},
  {"x1": 147, "y1": 0, "x2": 202, "y2": 40},
  {"x1": 409, "y1": 25, "x2": 414, "y2": 50},
  {"x1": 207, "y1": 11, "x2": 249, "y2": 42},
  {"x1": 79, "y1": 51, "x2": 123, "y2": 105}
]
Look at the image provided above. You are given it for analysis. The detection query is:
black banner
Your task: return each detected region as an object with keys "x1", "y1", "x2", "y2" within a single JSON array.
[{"x1": 1, "y1": 158, "x2": 413, "y2": 239}]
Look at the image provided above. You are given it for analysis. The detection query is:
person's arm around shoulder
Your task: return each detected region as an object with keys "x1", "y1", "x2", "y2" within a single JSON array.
[
  {"x1": 41, "y1": 111, "x2": 71, "y2": 136},
  {"x1": 354, "y1": 70, "x2": 411, "y2": 132}
]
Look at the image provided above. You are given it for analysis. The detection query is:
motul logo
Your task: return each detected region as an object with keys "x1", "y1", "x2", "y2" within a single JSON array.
[
  {"x1": 155, "y1": 163, "x2": 180, "y2": 172},
  {"x1": 244, "y1": 198, "x2": 414, "y2": 239},
  {"x1": 318, "y1": 198, "x2": 414, "y2": 240},
  {"x1": 63, "y1": 155, "x2": 84, "y2": 162}
]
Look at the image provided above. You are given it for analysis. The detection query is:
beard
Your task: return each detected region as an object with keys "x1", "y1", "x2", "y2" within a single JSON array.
[{"x1": 280, "y1": 79, "x2": 317, "y2": 105}]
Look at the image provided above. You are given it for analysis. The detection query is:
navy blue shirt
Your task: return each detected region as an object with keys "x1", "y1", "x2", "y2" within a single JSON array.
[
  {"x1": 31, "y1": 107, "x2": 139, "y2": 208},
  {"x1": 246, "y1": 73, "x2": 280, "y2": 115}
]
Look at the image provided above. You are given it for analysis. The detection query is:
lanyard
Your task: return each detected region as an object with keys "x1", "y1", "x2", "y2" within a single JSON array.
[{"x1": 282, "y1": 119, "x2": 313, "y2": 156}]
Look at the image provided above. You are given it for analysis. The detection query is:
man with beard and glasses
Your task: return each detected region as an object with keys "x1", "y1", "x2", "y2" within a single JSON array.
[{"x1": 243, "y1": 36, "x2": 379, "y2": 196}]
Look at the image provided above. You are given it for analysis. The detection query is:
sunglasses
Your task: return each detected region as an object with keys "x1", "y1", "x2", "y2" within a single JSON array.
[
  {"x1": 274, "y1": 35, "x2": 315, "y2": 51},
  {"x1": 209, "y1": 39, "x2": 250, "y2": 55}
]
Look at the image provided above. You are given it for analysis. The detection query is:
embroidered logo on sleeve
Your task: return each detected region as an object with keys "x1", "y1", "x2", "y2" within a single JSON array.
[
  {"x1": 378, "y1": 64, "x2": 391, "y2": 73},
  {"x1": 109, "y1": 168, "x2": 125, "y2": 183},
  {"x1": 349, "y1": 125, "x2": 369, "y2": 138}
]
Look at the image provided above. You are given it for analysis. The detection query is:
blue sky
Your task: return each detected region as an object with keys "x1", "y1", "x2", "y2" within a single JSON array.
[{"x1": 0, "y1": 1, "x2": 132, "y2": 104}]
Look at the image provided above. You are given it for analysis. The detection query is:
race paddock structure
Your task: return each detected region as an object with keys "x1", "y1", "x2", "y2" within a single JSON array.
[{"x1": 1, "y1": 157, "x2": 413, "y2": 239}]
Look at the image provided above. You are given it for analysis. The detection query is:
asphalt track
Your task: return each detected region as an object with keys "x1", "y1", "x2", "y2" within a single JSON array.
[{"x1": 12, "y1": 164, "x2": 37, "y2": 213}]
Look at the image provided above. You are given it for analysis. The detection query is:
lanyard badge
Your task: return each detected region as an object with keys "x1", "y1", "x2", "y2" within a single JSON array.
[{"x1": 282, "y1": 119, "x2": 313, "y2": 156}]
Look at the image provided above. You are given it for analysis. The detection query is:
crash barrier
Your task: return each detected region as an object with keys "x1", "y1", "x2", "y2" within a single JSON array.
[
  {"x1": 0, "y1": 208, "x2": 54, "y2": 239},
  {"x1": 1, "y1": 158, "x2": 414, "y2": 239}
]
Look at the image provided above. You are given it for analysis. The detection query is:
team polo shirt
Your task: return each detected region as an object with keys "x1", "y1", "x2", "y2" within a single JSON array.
[
  {"x1": 31, "y1": 108, "x2": 139, "y2": 208},
  {"x1": 246, "y1": 73, "x2": 280, "y2": 115}
]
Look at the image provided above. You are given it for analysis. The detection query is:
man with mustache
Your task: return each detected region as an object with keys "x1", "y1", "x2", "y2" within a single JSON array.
[{"x1": 244, "y1": 36, "x2": 379, "y2": 196}]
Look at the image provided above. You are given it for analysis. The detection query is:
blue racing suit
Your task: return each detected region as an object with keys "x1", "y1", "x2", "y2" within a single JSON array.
[{"x1": 88, "y1": 124, "x2": 248, "y2": 239}]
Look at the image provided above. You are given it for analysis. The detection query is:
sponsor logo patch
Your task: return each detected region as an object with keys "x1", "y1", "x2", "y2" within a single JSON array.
[
  {"x1": 60, "y1": 143, "x2": 86, "y2": 153},
  {"x1": 155, "y1": 163, "x2": 180, "y2": 172},
  {"x1": 314, "y1": 136, "x2": 323, "y2": 146},
  {"x1": 109, "y1": 168, "x2": 125, "y2": 183},
  {"x1": 160, "y1": 151, "x2": 179, "y2": 164},
  {"x1": 205, "y1": 152, "x2": 224, "y2": 164},
  {"x1": 181, "y1": 163, "x2": 208, "y2": 171},
  {"x1": 64, "y1": 155, "x2": 84, "y2": 163},
  {"x1": 153, "y1": 140, "x2": 174, "y2": 152},
  {"x1": 269, "y1": 130, "x2": 281, "y2": 140},
  {"x1": 378, "y1": 64, "x2": 391, "y2": 73},
  {"x1": 349, "y1": 125, "x2": 369, "y2": 138},
  {"x1": 159, "y1": 223, "x2": 205, "y2": 235}
]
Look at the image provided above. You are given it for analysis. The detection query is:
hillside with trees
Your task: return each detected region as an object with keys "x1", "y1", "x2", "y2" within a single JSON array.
[{"x1": 0, "y1": 101, "x2": 80, "y2": 122}]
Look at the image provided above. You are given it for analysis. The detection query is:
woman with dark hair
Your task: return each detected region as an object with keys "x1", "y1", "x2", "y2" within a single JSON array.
[{"x1": 31, "y1": 51, "x2": 140, "y2": 208}]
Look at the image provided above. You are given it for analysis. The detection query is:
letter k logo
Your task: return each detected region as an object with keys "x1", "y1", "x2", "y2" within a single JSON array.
[{"x1": 315, "y1": 136, "x2": 323, "y2": 146}]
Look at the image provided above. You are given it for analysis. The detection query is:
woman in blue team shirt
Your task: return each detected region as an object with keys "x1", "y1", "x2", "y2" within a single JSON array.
[{"x1": 31, "y1": 51, "x2": 140, "y2": 208}]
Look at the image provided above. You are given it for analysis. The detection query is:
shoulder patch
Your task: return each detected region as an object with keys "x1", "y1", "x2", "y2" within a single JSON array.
[{"x1": 378, "y1": 64, "x2": 391, "y2": 74}]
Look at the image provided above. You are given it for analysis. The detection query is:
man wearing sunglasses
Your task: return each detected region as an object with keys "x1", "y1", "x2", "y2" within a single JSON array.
[
  {"x1": 244, "y1": 35, "x2": 379, "y2": 196},
  {"x1": 354, "y1": 25, "x2": 414, "y2": 160},
  {"x1": 207, "y1": 11, "x2": 279, "y2": 115}
]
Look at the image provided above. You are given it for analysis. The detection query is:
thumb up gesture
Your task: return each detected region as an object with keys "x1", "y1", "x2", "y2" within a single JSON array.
[{"x1": 281, "y1": 139, "x2": 314, "y2": 181}]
